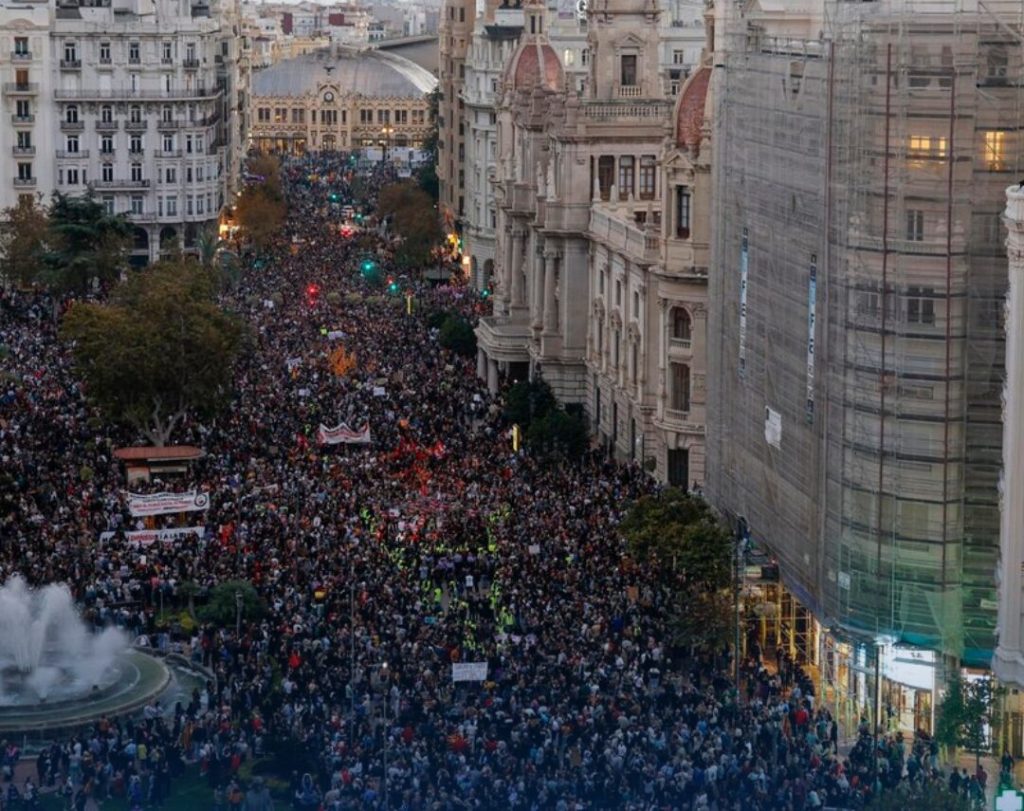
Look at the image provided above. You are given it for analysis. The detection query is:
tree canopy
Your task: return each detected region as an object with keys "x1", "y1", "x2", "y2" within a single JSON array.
[
  {"x1": 62, "y1": 259, "x2": 244, "y2": 446},
  {"x1": 619, "y1": 488, "x2": 734, "y2": 652},
  {"x1": 378, "y1": 181, "x2": 442, "y2": 268},
  {"x1": 935, "y1": 674, "x2": 999, "y2": 765},
  {"x1": 0, "y1": 195, "x2": 49, "y2": 287},
  {"x1": 236, "y1": 154, "x2": 287, "y2": 249},
  {"x1": 41, "y1": 193, "x2": 132, "y2": 294}
]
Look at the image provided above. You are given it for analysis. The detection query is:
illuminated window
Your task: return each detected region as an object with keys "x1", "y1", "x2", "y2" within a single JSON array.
[
  {"x1": 563, "y1": 49, "x2": 575, "y2": 67},
  {"x1": 984, "y1": 130, "x2": 1006, "y2": 171},
  {"x1": 909, "y1": 136, "x2": 947, "y2": 159}
]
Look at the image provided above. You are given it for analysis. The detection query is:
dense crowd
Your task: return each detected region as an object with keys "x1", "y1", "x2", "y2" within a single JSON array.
[{"x1": 0, "y1": 154, "x2": 985, "y2": 810}]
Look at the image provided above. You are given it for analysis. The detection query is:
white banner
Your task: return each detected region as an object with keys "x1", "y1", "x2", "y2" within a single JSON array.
[
  {"x1": 452, "y1": 662, "x2": 489, "y2": 683},
  {"x1": 127, "y1": 491, "x2": 210, "y2": 517},
  {"x1": 317, "y1": 423, "x2": 372, "y2": 445},
  {"x1": 99, "y1": 526, "x2": 205, "y2": 546},
  {"x1": 806, "y1": 258, "x2": 817, "y2": 422},
  {"x1": 739, "y1": 228, "x2": 749, "y2": 379}
]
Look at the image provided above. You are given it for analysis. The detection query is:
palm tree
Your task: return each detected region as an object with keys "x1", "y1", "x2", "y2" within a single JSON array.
[{"x1": 197, "y1": 225, "x2": 241, "y2": 291}]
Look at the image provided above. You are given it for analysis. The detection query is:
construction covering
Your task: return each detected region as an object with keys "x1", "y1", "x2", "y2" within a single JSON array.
[{"x1": 707, "y1": 0, "x2": 1024, "y2": 680}]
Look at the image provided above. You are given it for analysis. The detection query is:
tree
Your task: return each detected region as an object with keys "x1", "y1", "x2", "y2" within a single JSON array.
[
  {"x1": 62, "y1": 258, "x2": 244, "y2": 446},
  {"x1": 864, "y1": 781, "x2": 974, "y2": 811},
  {"x1": 197, "y1": 580, "x2": 265, "y2": 627},
  {"x1": 935, "y1": 674, "x2": 1000, "y2": 766},
  {"x1": 236, "y1": 184, "x2": 286, "y2": 250},
  {"x1": 438, "y1": 315, "x2": 477, "y2": 356},
  {"x1": 42, "y1": 193, "x2": 132, "y2": 294},
  {"x1": 504, "y1": 379, "x2": 557, "y2": 427},
  {"x1": 0, "y1": 195, "x2": 49, "y2": 287},
  {"x1": 378, "y1": 181, "x2": 442, "y2": 268},
  {"x1": 525, "y1": 408, "x2": 588, "y2": 459},
  {"x1": 620, "y1": 489, "x2": 734, "y2": 653}
]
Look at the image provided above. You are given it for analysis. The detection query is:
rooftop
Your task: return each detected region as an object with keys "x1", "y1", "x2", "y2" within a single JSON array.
[{"x1": 252, "y1": 46, "x2": 437, "y2": 98}]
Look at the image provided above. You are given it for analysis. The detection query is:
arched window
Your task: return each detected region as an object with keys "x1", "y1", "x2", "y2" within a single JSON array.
[
  {"x1": 670, "y1": 363, "x2": 690, "y2": 411},
  {"x1": 670, "y1": 307, "x2": 692, "y2": 346}
]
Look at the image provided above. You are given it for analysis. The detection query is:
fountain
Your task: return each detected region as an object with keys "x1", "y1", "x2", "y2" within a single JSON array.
[{"x1": 0, "y1": 576, "x2": 172, "y2": 737}]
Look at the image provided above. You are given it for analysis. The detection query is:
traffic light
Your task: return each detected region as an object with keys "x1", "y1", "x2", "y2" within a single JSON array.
[
  {"x1": 328, "y1": 193, "x2": 339, "y2": 203},
  {"x1": 480, "y1": 287, "x2": 491, "y2": 299},
  {"x1": 387, "y1": 278, "x2": 399, "y2": 294}
]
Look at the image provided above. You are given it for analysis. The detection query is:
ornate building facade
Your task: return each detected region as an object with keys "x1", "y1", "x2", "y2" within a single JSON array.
[
  {"x1": 249, "y1": 47, "x2": 436, "y2": 154},
  {"x1": 475, "y1": 0, "x2": 713, "y2": 486}
]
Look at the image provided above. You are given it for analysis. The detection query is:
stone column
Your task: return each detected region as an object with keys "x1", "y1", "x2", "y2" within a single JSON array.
[
  {"x1": 542, "y1": 252, "x2": 558, "y2": 333},
  {"x1": 477, "y1": 347, "x2": 487, "y2": 380},
  {"x1": 532, "y1": 250, "x2": 546, "y2": 332},
  {"x1": 487, "y1": 358, "x2": 499, "y2": 394},
  {"x1": 657, "y1": 298, "x2": 668, "y2": 417},
  {"x1": 995, "y1": 185, "x2": 1024, "y2": 686},
  {"x1": 511, "y1": 228, "x2": 525, "y2": 309}
]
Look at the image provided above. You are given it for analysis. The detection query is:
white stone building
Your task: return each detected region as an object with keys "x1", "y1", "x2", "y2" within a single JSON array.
[
  {"x1": 475, "y1": 0, "x2": 713, "y2": 486},
  {"x1": 1, "y1": 0, "x2": 249, "y2": 263}
]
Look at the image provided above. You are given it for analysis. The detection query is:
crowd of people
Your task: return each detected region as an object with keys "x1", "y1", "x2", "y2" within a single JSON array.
[{"x1": 0, "y1": 153, "x2": 987, "y2": 810}]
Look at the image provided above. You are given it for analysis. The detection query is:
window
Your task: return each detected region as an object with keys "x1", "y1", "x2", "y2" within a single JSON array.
[
  {"x1": 632, "y1": 291, "x2": 640, "y2": 319},
  {"x1": 907, "y1": 286, "x2": 935, "y2": 325},
  {"x1": 16, "y1": 100, "x2": 30, "y2": 118},
  {"x1": 581, "y1": 48, "x2": 589, "y2": 66},
  {"x1": 620, "y1": 54, "x2": 638, "y2": 86},
  {"x1": 987, "y1": 46, "x2": 1008, "y2": 83},
  {"x1": 195, "y1": 135, "x2": 204, "y2": 153},
  {"x1": 639, "y1": 155, "x2": 656, "y2": 199},
  {"x1": 257, "y1": 107, "x2": 270, "y2": 123},
  {"x1": 131, "y1": 162, "x2": 142, "y2": 182},
  {"x1": 615, "y1": 280, "x2": 622, "y2": 307},
  {"x1": 99, "y1": 42, "x2": 110, "y2": 63},
  {"x1": 614, "y1": 329, "x2": 621, "y2": 368},
  {"x1": 166, "y1": 197, "x2": 177, "y2": 216},
  {"x1": 129, "y1": 42, "x2": 140, "y2": 63},
  {"x1": 64, "y1": 42, "x2": 77, "y2": 62},
  {"x1": 102, "y1": 163, "x2": 113, "y2": 182},
  {"x1": 17, "y1": 163, "x2": 32, "y2": 181},
  {"x1": 101, "y1": 105, "x2": 113, "y2": 123},
  {"x1": 672, "y1": 49, "x2": 685, "y2": 65},
  {"x1": 14, "y1": 37, "x2": 28, "y2": 56},
  {"x1": 131, "y1": 195, "x2": 143, "y2": 215},
  {"x1": 618, "y1": 156, "x2": 634, "y2": 199},
  {"x1": 186, "y1": 167, "x2": 193, "y2": 183},
  {"x1": 66, "y1": 136, "x2": 79, "y2": 153},
  {"x1": 162, "y1": 105, "x2": 173, "y2": 123},
  {"x1": 15, "y1": 69, "x2": 29, "y2": 89},
  {"x1": 563, "y1": 49, "x2": 575, "y2": 67},
  {"x1": 165, "y1": 167, "x2": 176, "y2": 183},
  {"x1": 670, "y1": 363, "x2": 691, "y2": 411},
  {"x1": 186, "y1": 195, "x2": 194, "y2": 215},
  {"x1": 196, "y1": 165, "x2": 204, "y2": 182},
  {"x1": 906, "y1": 210, "x2": 924, "y2": 241},
  {"x1": 163, "y1": 134, "x2": 174, "y2": 152},
  {"x1": 130, "y1": 136, "x2": 143, "y2": 154},
  {"x1": 984, "y1": 130, "x2": 1007, "y2": 171},
  {"x1": 65, "y1": 105, "x2": 79, "y2": 124},
  {"x1": 16, "y1": 131, "x2": 30, "y2": 149},
  {"x1": 671, "y1": 308, "x2": 692, "y2": 343},
  {"x1": 597, "y1": 155, "x2": 615, "y2": 201},
  {"x1": 909, "y1": 135, "x2": 947, "y2": 159},
  {"x1": 292, "y1": 108, "x2": 304, "y2": 123},
  {"x1": 100, "y1": 136, "x2": 113, "y2": 154},
  {"x1": 162, "y1": 42, "x2": 172, "y2": 63},
  {"x1": 130, "y1": 106, "x2": 142, "y2": 123},
  {"x1": 197, "y1": 197, "x2": 204, "y2": 215},
  {"x1": 66, "y1": 168, "x2": 79, "y2": 185},
  {"x1": 186, "y1": 136, "x2": 193, "y2": 154},
  {"x1": 102, "y1": 196, "x2": 114, "y2": 215},
  {"x1": 675, "y1": 186, "x2": 691, "y2": 238}
]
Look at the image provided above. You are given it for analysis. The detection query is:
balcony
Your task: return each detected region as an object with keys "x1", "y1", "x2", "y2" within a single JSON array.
[
  {"x1": 92, "y1": 179, "x2": 150, "y2": 190},
  {"x1": 98, "y1": 58, "x2": 113, "y2": 68},
  {"x1": 96, "y1": 120, "x2": 119, "y2": 131},
  {"x1": 60, "y1": 120, "x2": 85, "y2": 131},
  {"x1": 13, "y1": 177, "x2": 36, "y2": 188},
  {"x1": 157, "y1": 119, "x2": 185, "y2": 130},
  {"x1": 616, "y1": 84, "x2": 643, "y2": 98},
  {"x1": 128, "y1": 148, "x2": 145, "y2": 156},
  {"x1": 668, "y1": 336, "x2": 692, "y2": 352},
  {"x1": 54, "y1": 87, "x2": 220, "y2": 101},
  {"x1": 60, "y1": 59, "x2": 82, "y2": 70},
  {"x1": 580, "y1": 99, "x2": 671, "y2": 123},
  {"x1": 11, "y1": 51, "x2": 31, "y2": 62},
  {"x1": 56, "y1": 149, "x2": 90, "y2": 159},
  {"x1": 11, "y1": 114, "x2": 34, "y2": 125},
  {"x1": 183, "y1": 58, "x2": 201, "y2": 69},
  {"x1": 11, "y1": 146, "x2": 35, "y2": 157},
  {"x1": 125, "y1": 120, "x2": 148, "y2": 131},
  {"x1": 155, "y1": 150, "x2": 183, "y2": 158},
  {"x1": 4, "y1": 83, "x2": 39, "y2": 95},
  {"x1": 160, "y1": 57, "x2": 174, "y2": 66},
  {"x1": 589, "y1": 208, "x2": 660, "y2": 264}
]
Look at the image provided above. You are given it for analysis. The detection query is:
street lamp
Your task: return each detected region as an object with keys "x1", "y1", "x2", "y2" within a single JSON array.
[{"x1": 380, "y1": 126, "x2": 394, "y2": 163}]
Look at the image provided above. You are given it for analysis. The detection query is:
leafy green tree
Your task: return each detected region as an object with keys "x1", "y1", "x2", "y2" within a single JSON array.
[
  {"x1": 42, "y1": 193, "x2": 132, "y2": 294},
  {"x1": 378, "y1": 181, "x2": 442, "y2": 268},
  {"x1": 62, "y1": 259, "x2": 244, "y2": 446},
  {"x1": 504, "y1": 379, "x2": 557, "y2": 427},
  {"x1": 0, "y1": 195, "x2": 49, "y2": 287},
  {"x1": 197, "y1": 580, "x2": 264, "y2": 627},
  {"x1": 620, "y1": 489, "x2": 733, "y2": 653},
  {"x1": 438, "y1": 315, "x2": 477, "y2": 356},
  {"x1": 236, "y1": 183, "x2": 286, "y2": 250},
  {"x1": 525, "y1": 408, "x2": 588, "y2": 459},
  {"x1": 864, "y1": 780, "x2": 974, "y2": 811},
  {"x1": 936, "y1": 674, "x2": 1000, "y2": 766}
]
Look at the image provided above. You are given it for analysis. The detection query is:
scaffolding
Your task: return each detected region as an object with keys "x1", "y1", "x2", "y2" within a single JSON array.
[{"x1": 708, "y1": 0, "x2": 1024, "y2": 732}]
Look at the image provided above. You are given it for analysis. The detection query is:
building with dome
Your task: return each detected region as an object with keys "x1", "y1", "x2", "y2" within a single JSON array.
[
  {"x1": 475, "y1": 0, "x2": 714, "y2": 487},
  {"x1": 249, "y1": 46, "x2": 437, "y2": 154}
]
